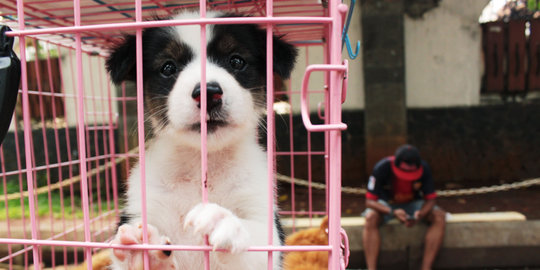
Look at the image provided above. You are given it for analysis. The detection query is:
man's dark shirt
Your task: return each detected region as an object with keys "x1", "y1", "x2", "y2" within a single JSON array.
[{"x1": 366, "y1": 156, "x2": 437, "y2": 204}]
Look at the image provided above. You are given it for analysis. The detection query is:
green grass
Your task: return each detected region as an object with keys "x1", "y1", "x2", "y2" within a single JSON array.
[{"x1": 1, "y1": 177, "x2": 113, "y2": 220}]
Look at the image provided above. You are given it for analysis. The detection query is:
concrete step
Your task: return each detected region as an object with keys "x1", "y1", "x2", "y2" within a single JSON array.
[
  {"x1": 282, "y1": 211, "x2": 527, "y2": 228},
  {"x1": 282, "y1": 212, "x2": 540, "y2": 269}
]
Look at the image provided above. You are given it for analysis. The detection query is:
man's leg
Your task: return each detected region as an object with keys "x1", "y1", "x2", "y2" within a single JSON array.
[
  {"x1": 421, "y1": 208, "x2": 446, "y2": 270},
  {"x1": 363, "y1": 210, "x2": 382, "y2": 270}
]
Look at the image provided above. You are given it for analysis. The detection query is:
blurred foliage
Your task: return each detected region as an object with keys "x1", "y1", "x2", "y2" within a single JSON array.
[
  {"x1": 26, "y1": 39, "x2": 60, "y2": 61},
  {"x1": 1, "y1": 174, "x2": 111, "y2": 220},
  {"x1": 528, "y1": 0, "x2": 540, "y2": 11}
]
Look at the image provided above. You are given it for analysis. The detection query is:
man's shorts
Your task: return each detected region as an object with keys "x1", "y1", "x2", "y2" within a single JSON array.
[{"x1": 362, "y1": 199, "x2": 438, "y2": 224}]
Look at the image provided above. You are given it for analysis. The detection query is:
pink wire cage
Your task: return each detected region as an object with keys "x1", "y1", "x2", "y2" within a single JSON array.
[{"x1": 0, "y1": 0, "x2": 350, "y2": 269}]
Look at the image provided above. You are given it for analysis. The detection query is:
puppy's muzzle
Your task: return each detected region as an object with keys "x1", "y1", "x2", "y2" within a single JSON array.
[{"x1": 192, "y1": 82, "x2": 223, "y2": 112}]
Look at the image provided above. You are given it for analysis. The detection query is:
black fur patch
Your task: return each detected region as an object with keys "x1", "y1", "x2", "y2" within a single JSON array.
[
  {"x1": 209, "y1": 21, "x2": 297, "y2": 107},
  {"x1": 163, "y1": 244, "x2": 172, "y2": 257},
  {"x1": 274, "y1": 211, "x2": 285, "y2": 245},
  {"x1": 106, "y1": 27, "x2": 194, "y2": 128},
  {"x1": 117, "y1": 211, "x2": 133, "y2": 231},
  {"x1": 106, "y1": 12, "x2": 297, "y2": 131}
]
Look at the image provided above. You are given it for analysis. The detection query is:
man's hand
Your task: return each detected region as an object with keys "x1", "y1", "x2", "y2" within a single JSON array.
[
  {"x1": 393, "y1": 209, "x2": 408, "y2": 223},
  {"x1": 414, "y1": 210, "x2": 422, "y2": 220},
  {"x1": 393, "y1": 209, "x2": 416, "y2": 227}
]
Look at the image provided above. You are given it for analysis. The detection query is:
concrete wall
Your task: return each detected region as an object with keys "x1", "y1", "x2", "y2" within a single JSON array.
[
  {"x1": 289, "y1": 0, "x2": 364, "y2": 113},
  {"x1": 290, "y1": 0, "x2": 490, "y2": 111},
  {"x1": 342, "y1": 0, "x2": 364, "y2": 110},
  {"x1": 405, "y1": 0, "x2": 489, "y2": 108},
  {"x1": 276, "y1": 102, "x2": 540, "y2": 187},
  {"x1": 288, "y1": 0, "x2": 491, "y2": 111},
  {"x1": 9, "y1": 0, "x2": 489, "y2": 120},
  {"x1": 58, "y1": 47, "x2": 116, "y2": 126}
]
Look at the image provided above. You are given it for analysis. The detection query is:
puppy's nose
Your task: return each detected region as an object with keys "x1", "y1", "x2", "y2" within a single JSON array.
[{"x1": 192, "y1": 82, "x2": 223, "y2": 111}]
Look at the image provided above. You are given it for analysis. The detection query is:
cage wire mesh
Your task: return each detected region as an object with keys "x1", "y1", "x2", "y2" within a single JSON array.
[{"x1": 0, "y1": 0, "x2": 349, "y2": 269}]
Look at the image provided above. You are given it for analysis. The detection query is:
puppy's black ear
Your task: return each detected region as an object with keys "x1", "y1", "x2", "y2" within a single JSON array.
[
  {"x1": 272, "y1": 35, "x2": 297, "y2": 79},
  {"x1": 106, "y1": 35, "x2": 137, "y2": 84}
]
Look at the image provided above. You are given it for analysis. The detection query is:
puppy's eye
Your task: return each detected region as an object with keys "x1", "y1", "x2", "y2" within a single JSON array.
[
  {"x1": 229, "y1": 55, "x2": 246, "y2": 70},
  {"x1": 160, "y1": 61, "x2": 177, "y2": 78}
]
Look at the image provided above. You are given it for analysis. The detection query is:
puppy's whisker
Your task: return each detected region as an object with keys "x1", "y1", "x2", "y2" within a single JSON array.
[
  {"x1": 141, "y1": 104, "x2": 169, "y2": 139},
  {"x1": 257, "y1": 118, "x2": 269, "y2": 135}
]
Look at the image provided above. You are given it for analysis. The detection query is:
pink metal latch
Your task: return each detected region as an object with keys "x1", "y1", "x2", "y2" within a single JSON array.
[
  {"x1": 300, "y1": 60, "x2": 348, "y2": 132},
  {"x1": 340, "y1": 228, "x2": 350, "y2": 270}
]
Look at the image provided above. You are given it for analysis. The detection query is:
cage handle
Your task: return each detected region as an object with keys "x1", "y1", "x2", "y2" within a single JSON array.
[
  {"x1": 317, "y1": 101, "x2": 325, "y2": 120},
  {"x1": 300, "y1": 62, "x2": 348, "y2": 132},
  {"x1": 340, "y1": 227, "x2": 350, "y2": 270}
]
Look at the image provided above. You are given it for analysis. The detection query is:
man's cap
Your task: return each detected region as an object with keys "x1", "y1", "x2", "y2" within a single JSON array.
[{"x1": 392, "y1": 144, "x2": 423, "y2": 181}]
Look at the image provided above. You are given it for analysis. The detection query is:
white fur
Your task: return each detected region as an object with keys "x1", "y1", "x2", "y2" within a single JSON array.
[
  {"x1": 109, "y1": 11, "x2": 282, "y2": 270},
  {"x1": 172, "y1": 11, "x2": 216, "y2": 56},
  {"x1": 166, "y1": 59, "x2": 259, "y2": 151},
  {"x1": 110, "y1": 133, "x2": 281, "y2": 270}
]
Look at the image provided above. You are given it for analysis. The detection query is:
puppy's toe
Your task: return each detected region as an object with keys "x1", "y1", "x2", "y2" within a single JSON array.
[
  {"x1": 110, "y1": 240, "x2": 128, "y2": 262},
  {"x1": 150, "y1": 236, "x2": 173, "y2": 260},
  {"x1": 185, "y1": 203, "x2": 250, "y2": 254},
  {"x1": 117, "y1": 224, "x2": 142, "y2": 245},
  {"x1": 184, "y1": 203, "x2": 228, "y2": 234},
  {"x1": 110, "y1": 223, "x2": 175, "y2": 269},
  {"x1": 209, "y1": 216, "x2": 249, "y2": 253}
]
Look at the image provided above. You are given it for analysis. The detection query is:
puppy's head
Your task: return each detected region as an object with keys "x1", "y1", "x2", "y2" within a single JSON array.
[{"x1": 107, "y1": 11, "x2": 297, "y2": 151}]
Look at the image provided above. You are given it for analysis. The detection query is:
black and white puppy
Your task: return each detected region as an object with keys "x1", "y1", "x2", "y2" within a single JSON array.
[{"x1": 106, "y1": 10, "x2": 297, "y2": 270}]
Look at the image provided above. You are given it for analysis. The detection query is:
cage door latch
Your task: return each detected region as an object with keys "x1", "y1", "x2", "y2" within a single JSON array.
[
  {"x1": 300, "y1": 61, "x2": 348, "y2": 132},
  {"x1": 0, "y1": 26, "x2": 20, "y2": 145}
]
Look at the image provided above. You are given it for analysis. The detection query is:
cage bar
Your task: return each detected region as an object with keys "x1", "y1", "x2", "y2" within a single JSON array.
[{"x1": 0, "y1": 0, "x2": 349, "y2": 269}]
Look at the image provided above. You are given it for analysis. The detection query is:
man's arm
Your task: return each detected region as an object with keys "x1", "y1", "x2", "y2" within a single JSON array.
[
  {"x1": 414, "y1": 199, "x2": 436, "y2": 220},
  {"x1": 365, "y1": 198, "x2": 392, "y2": 215},
  {"x1": 367, "y1": 198, "x2": 412, "y2": 224},
  {"x1": 416, "y1": 162, "x2": 437, "y2": 220}
]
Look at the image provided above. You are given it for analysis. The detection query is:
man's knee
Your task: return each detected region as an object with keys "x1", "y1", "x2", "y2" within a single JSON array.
[
  {"x1": 364, "y1": 210, "x2": 382, "y2": 228},
  {"x1": 430, "y1": 209, "x2": 446, "y2": 226}
]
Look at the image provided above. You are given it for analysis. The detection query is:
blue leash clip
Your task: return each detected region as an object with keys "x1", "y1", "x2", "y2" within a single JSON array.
[{"x1": 341, "y1": 0, "x2": 360, "y2": 59}]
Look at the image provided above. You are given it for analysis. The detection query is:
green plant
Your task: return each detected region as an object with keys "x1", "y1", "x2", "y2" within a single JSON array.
[
  {"x1": 1, "y1": 178, "x2": 113, "y2": 220},
  {"x1": 528, "y1": 0, "x2": 540, "y2": 11}
]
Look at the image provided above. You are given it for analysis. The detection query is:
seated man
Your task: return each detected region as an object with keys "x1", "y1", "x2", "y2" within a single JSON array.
[{"x1": 363, "y1": 144, "x2": 446, "y2": 270}]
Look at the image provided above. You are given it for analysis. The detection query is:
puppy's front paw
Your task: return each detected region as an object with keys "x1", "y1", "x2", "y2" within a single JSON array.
[
  {"x1": 184, "y1": 203, "x2": 250, "y2": 253},
  {"x1": 111, "y1": 223, "x2": 175, "y2": 270}
]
